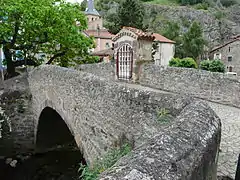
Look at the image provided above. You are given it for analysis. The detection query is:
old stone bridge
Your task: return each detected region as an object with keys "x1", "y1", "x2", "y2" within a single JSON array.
[{"x1": 4, "y1": 63, "x2": 240, "y2": 179}]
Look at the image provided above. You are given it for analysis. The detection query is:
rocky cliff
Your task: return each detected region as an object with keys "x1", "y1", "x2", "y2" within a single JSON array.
[
  {"x1": 144, "y1": 4, "x2": 240, "y2": 46},
  {"x1": 101, "y1": 2, "x2": 240, "y2": 47}
]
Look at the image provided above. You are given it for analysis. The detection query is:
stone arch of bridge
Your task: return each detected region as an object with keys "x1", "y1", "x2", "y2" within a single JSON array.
[{"x1": 34, "y1": 99, "x2": 83, "y2": 155}]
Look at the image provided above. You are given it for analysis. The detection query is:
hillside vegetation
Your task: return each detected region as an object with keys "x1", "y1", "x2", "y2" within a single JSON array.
[
  {"x1": 85, "y1": 0, "x2": 240, "y2": 46},
  {"x1": 95, "y1": 0, "x2": 240, "y2": 8}
]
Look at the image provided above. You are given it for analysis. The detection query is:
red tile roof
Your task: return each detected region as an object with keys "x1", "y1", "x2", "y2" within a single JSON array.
[
  {"x1": 210, "y1": 37, "x2": 240, "y2": 53},
  {"x1": 85, "y1": 29, "x2": 114, "y2": 39},
  {"x1": 153, "y1": 33, "x2": 175, "y2": 43},
  {"x1": 113, "y1": 26, "x2": 174, "y2": 43},
  {"x1": 121, "y1": 26, "x2": 155, "y2": 41}
]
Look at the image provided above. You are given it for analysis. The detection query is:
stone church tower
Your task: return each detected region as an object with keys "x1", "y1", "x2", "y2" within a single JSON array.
[
  {"x1": 85, "y1": 0, "x2": 103, "y2": 30},
  {"x1": 84, "y1": 0, "x2": 113, "y2": 53}
]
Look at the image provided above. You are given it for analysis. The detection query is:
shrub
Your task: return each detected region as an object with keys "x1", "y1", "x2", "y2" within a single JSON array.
[
  {"x1": 220, "y1": 0, "x2": 238, "y2": 7},
  {"x1": 209, "y1": 60, "x2": 225, "y2": 73},
  {"x1": 194, "y1": 2, "x2": 209, "y2": 10},
  {"x1": 169, "y1": 58, "x2": 181, "y2": 67},
  {"x1": 169, "y1": 57, "x2": 198, "y2": 69},
  {"x1": 199, "y1": 60, "x2": 211, "y2": 70},
  {"x1": 200, "y1": 60, "x2": 225, "y2": 73},
  {"x1": 79, "y1": 143, "x2": 132, "y2": 180}
]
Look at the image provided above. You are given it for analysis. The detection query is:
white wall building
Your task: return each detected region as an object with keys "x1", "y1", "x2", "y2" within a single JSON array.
[{"x1": 153, "y1": 33, "x2": 175, "y2": 66}]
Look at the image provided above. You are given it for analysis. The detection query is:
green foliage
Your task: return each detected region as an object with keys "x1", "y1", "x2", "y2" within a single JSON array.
[
  {"x1": 80, "y1": 0, "x2": 87, "y2": 11},
  {"x1": 104, "y1": 12, "x2": 120, "y2": 34},
  {"x1": 193, "y1": 2, "x2": 209, "y2": 10},
  {"x1": 79, "y1": 143, "x2": 132, "y2": 180},
  {"x1": 161, "y1": 21, "x2": 185, "y2": 58},
  {"x1": 0, "y1": 0, "x2": 94, "y2": 76},
  {"x1": 169, "y1": 57, "x2": 198, "y2": 68},
  {"x1": 214, "y1": 10, "x2": 226, "y2": 20},
  {"x1": 80, "y1": 56, "x2": 100, "y2": 64},
  {"x1": 199, "y1": 60, "x2": 210, "y2": 70},
  {"x1": 220, "y1": 0, "x2": 239, "y2": 7},
  {"x1": 209, "y1": 60, "x2": 225, "y2": 72},
  {"x1": 96, "y1": 0, "x2": 122, "y2": 12},
  {"x1": 182, "y1": 21, "x2": 206, "y2": 60},
  {"x1": 156, "y1": 108, "x2": 173, "y2": 123},
  {"x1": 200, "y1": 60, "x2": 225, "y2": 73},
  {"x1": 104, "y1": 0, "x2": 145, "y2": 34},
  {"x1": 161, "y1": 21, "x2": 205, "y2": 59},
  {"x1": 177, "y1": 0, "x2": 204, "y2": 5}
]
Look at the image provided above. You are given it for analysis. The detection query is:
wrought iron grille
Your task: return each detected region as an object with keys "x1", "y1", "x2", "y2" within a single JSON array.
[{"x1": 116, "y1": 44, "x2": 133, "y2": 80}]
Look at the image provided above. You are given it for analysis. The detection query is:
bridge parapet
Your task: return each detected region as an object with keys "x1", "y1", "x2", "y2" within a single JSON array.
[
  {"x1": 100, "y1": 100, "x2": 221, "y2": 180},
  {"x1": 140, "y1": 64, "x2": 240, "y2": 108}
]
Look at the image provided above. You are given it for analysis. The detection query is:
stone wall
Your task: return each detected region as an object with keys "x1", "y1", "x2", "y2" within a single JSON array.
[
  {"x1": 139, "y1": 64, "x2": 240, "y2": 108},
  {"x1": 0, "y1": 74, "x2": 35, "y2": 156},
  {"x1": 75, "y1": 62, "x2": 115, "y2": 80}
]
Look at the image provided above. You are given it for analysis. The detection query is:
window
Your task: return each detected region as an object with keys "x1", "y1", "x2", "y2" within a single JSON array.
[
  {"x1": 214, "y1": 53, "x2": 221, "y2": 60},
  {"x1": 228, "y1": 56, "x2": 233, "y2": 62},
  {"x1": 92, "y1": 18, "x2": 94, "y2": 21},
  {"x1": 228, "y1": 66, "x2": 233, "y2": 72},
  {"x1": 106, "y1": 42, "x2": 110, "y2": 48},
  {"x1": 229, "y1": 47, "x2": 231, "y2": 52}
]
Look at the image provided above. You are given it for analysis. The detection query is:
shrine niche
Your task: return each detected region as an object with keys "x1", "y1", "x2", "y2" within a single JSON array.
[{"x1": 112, "y1": 26, "x2": 155, "y2": 81}]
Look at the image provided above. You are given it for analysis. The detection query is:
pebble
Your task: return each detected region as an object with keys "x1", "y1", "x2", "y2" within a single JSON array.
[
  {"x1": 10, "y1": 160, "x2": 18, "y2": 168},
  {"x1": 5, "y1": 158, "x2": 12, "y2": 165}
]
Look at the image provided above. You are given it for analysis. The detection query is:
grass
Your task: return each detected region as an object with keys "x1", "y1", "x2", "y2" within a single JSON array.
[
  {"x1": 157, "y1": 108, "x2": 173, "y2": 123},
  {"x1": 79, "y1": 143, "x2": 132, "y2": 180}
]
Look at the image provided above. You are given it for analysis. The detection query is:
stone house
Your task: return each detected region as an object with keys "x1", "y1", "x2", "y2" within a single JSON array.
[
  {"x1": 210, "y1": 36, "x2": 240, "y2": 75},
  {"x1": 84, "y1": 0, "x2": 114, "y2": 53},
  {"x1": 112, "y1": 26, "x2": 175, "y2": 81}
]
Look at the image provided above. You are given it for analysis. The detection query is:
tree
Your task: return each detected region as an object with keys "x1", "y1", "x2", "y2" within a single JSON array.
[
  {"x1": 104, "y1": 0, "x2": 145, "y2": 34},
  {"x1": 182, "y1": 21, "x2": 206, "y2": 60},
  {"x1": 118, "y1": 0, "x2": 145, "y2": 30},
  {"x1": 0, "y1": 0, "x2": 95, "y2": 78},
  {"x1": 80, "y1": 0, "x2": 87, "y2": 11},
  {"x1": 161, "y1": 21, "x2": 185, "y2": 58},
  {"x1": 104, "y1": 12, "x2": 121, "y2": 35}
]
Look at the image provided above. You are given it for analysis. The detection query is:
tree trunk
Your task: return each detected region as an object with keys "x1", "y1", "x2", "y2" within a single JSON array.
[
  {"x1": 46, "y1": 51, "x2": 66, "y2": 65},
  {"x1": 3, "y1": 45, "x2": 18, "y2": 79}
]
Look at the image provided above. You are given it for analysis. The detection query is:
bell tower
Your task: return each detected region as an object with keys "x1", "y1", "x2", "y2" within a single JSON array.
[
  {"x1": 85, "y1": 0, "x2": 100, "y2": 17},
  {"x1": 85, "y1": 0, "x2": 102, "y2": 30}
]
